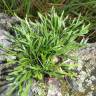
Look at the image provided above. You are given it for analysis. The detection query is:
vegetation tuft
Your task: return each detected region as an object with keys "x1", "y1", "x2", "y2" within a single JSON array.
[{"x1": 0, "y1": 8, "x2": 90, "y2": 95}]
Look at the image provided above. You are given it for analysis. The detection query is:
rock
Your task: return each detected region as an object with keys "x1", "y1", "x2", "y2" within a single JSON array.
[
  {"x1": 29, "y1": 80, "x2": 46, "y2": 96},
  {"x1": 47, "y1": 78, "x2": 62, "y2": 96},
  {"x1": 0, "y1": 13, "x2": 18, "y2": 96},
  {"x1": 87, "y1": 91, "x2": 93, "y2": 96},
  {"x1": 28, "y1": 78, "x2": 62, "y2": 96},
  {"x1": 0, "y1": 29, "x2": 11, "y2": 61},
  {"x1": 0, "y1": 13, "x2": 19, "y2": 61},
  {"x1": 68, "y1": 43, "x2": 96, "y2": 95},
  {"x1": 0, "y1": 13, "x2": 19, "y2": 30}
]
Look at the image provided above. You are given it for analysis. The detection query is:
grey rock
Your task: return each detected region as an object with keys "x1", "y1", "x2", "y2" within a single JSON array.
[
  {"x1": 87, "y1": 91, "x2": 93, "y2": 96},
  {"x1": 92, "y1": 91, "x2": 96, "y2": 96},
  {"x1": 0, "y1": 29, "x2": 11, "y2": 60},
  {"x1": 47, "y1": 78, "x2": 62, "y2": 96},
  {"x1": 0, "y1": 13, "x2": 18, "y2": 96},
  {"x1": 68, "y1": 43, "x2": 96, "y2": 95},
  {"x1": 0, "y1": 13, "x2": 18, "y2": 61},
  {"x1": 0, "y1": 13, "x2": 19, "y2": 30}
]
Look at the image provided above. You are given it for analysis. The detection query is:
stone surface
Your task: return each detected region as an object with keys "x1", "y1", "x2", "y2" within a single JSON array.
[
  {"x1": 0, "y1": 13, "x2": 19, "y2": 30},
  {"x1": 47, "y1": 78, "x2": 62, "y2": 96},
  {"x1": 67, "y1": 43, "x2": 96, "y2": 96},
  {"x1": 0, "y1": 13, "x2": 18, "y2": 96},
  {"x1": 0, "y1": 13, "x2": 19, "y2": 61}
]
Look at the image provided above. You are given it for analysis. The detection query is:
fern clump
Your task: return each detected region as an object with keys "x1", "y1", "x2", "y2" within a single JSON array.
[{"x1": 0, "y1": 8, "x2": 90, "y2": 96}]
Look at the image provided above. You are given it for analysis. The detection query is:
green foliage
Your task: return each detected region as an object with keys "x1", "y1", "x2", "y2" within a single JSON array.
[
  {"x1": 49, "y1": 0, "x2": 62, "y2": 3},
  {"x1": 0, "y1": 0, "x2": 63, "y2": 18},
  {"x1": 0, "y1": 0, "x2": 95, "y2": 30},
  {"x1": 62, "y1": 0, "x2": 96, "y2": 29},
  {"x1": 0, "y1": 8, "x2": 90, "y2": 95}
]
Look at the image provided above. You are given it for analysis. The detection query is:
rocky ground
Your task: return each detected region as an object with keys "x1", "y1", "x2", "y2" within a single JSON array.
[
  {"x1": 66, "y1": 44, "x2": 96, "y2": 96},
  {"x1": 0, "y1": 13, "x2": 96, "y2": 96}
]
